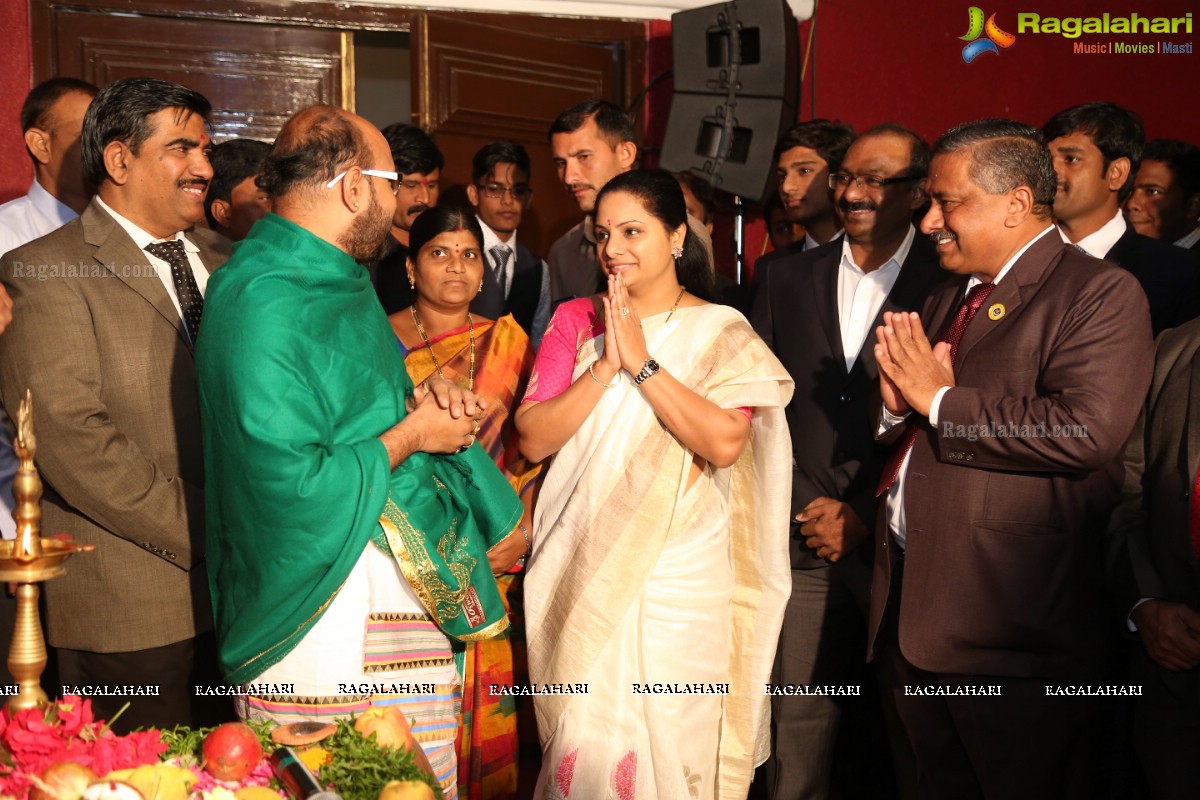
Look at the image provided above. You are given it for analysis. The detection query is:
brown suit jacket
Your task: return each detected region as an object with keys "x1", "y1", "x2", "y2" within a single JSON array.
[
  {"x1": 1108, "y1": 316, "x2": 1200, "y2": 701},
  {"x1": 0, "y1": 199, "x2": 231, "y2": 652},
  {"x1": 867, "y1": 230, "x2": 1154, "y2": 680}
]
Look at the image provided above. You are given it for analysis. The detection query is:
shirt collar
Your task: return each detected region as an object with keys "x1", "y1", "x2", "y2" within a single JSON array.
[
  {"x1": 95, "y1": 195, "x2": 199, "y2": 253},
  {"x1": 805, "y1": 228, "x2": 844, "y2": 251},
  {"x1": 1059, "y1": 209, "x2": 1126, "y2": 258},
  {"x1": 839, "y1": 224, "x2": 914, "y2": 275},
  {"x1": 27, "y1": 178, "x2": 77, "y2": 229},
  {"x1": 1176, "y1": 226, "x2": 1200, "y2": 250},
  {"x1": 476, "y1": 215, "x2": 517, "y2": 254},
  {"x1": 969, "y1": 225, "x2": 1057, "y2": 289}
]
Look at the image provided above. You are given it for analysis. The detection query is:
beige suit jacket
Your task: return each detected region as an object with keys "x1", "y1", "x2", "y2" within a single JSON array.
[{"x1": 0, "y1": 198, "x2": 231, "y2": 652}]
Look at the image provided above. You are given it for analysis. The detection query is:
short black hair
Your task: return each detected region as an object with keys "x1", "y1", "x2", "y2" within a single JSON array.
[
  {"x1": 934, "y1": 118, "x2": 1057, "y2": 219},
  {"x1": 1042, "y1": 102, "x2": 1144, "y2": 199},
  {"x1": 548, "y1": 99, "x2": 636, "y2": 147},
  {"x1": 20, "y1": 76, "x2": 98, "y2": 133},
  {"x1": 381, "y1": 123, "x2": 443, "y2": 175},
  {"x1": 471, "y1": 140, "x2": 531, "y2": 184},
  {"x1": 858, "y1": 123, "x2": 931, "y2": 179},
  {"x1": 674, "y1": 171, "x2": 716, "y2": 224},
  {"x1": 408, "y1": 204, "x2": 485, "y2": 260},
  {"x1": 204, "y1": 138, "x2": 271, "y2": 227},
  {"x1": 772, "y1": 119, "x2": 856, "y2": 172},
  {"x1": 1142, "y1": 138, "x2": 1200, "y2": 201},
  {"x1": 81, "y1": 77, "x2": 211, "y2": 188}
]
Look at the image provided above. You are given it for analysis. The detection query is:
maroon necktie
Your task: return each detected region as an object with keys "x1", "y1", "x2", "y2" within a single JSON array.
[
  {"x1": 876, "y1": 282, "x2": 996, "y2": 496},
  {"x1": 1190, "y1": 464, "x2": 1200, "y2": 560}
]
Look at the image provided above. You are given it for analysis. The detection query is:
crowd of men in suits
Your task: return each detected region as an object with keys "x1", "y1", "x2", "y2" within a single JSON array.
[{"x1": 0, "y1": 73, "x2": 1199, "y2": 800}]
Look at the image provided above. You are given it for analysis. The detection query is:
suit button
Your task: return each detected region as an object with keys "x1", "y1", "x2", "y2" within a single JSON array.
[{"x1": 839, "y1": 394, "x2": 850, "y2": 403}]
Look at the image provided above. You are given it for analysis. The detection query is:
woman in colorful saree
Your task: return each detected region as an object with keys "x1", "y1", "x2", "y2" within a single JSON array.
[
  {"x1": 390, "y1": 205, "x2": 542, "y2": 800},
  {"x1": 515, "y1": 169, "x2": 794, "y2": 800}
]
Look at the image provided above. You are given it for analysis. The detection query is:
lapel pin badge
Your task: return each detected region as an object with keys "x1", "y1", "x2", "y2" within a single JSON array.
[{"x1": 987, "y1": 303, "x2": 1005, "y2": 321}]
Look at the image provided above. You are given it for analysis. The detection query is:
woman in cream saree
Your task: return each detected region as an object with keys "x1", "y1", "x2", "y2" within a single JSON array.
[{"x1": 516, "y1": 170, "x2": 794, "y2": 800}]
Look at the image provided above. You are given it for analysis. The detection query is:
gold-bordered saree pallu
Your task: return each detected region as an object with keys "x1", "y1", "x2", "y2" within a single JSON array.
[{"x1": 526, "y1": 304, "x2": 794, "y2": 800}]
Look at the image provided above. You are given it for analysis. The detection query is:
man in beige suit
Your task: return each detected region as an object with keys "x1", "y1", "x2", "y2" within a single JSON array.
[{"x1": 0, "y1": 77, "x2": 230, "y2": 730}]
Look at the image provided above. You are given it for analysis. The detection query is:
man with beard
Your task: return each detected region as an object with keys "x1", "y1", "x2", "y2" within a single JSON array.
[
  {"x1": 196, "y1": 106, "x2": 522, "y2": 799},
  {"x1": 1043, "y1": 102, "x2": 1200, "y2": 334},
  {"x1": 368, "y1": 123, "x2": 443, "y2": 314},
  {"x1": 0, "y1": 77, "x2": 229, "y2": 730},
  {"x1": 752, "y1": 124, "x2": 941, "y2": 799}
]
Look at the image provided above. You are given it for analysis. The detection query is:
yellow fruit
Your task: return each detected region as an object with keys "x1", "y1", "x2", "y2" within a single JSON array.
[
  {"x1": 376, "y1": 780, "x2": 435, "y2": 800},
  {"x1": 235, "y1": 788, "x2": 282, "y2": 800}
]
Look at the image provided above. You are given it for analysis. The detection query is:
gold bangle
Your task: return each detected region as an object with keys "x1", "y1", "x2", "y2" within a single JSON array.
[{"x1": 588, "y1": 362, "x2": 617, "y2": 389}]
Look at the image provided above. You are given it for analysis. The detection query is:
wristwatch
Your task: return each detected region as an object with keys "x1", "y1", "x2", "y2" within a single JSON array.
[{"x1": 633, "y1": 357, "x2": 661, "y2": 385}]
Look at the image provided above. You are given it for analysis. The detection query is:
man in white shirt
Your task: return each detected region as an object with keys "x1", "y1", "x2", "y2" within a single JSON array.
[
  {"x1": 0, "y1": 77, "x2": 98, "y2": 540},
  {"x1": 1125, "y1": 138, "x2": 1200, "y2": 253},
  {"x1": 0, "y1": 77, "x2": 230, "y2": 731},
  {"x1": 1043, "y1": 102, "x2": 1200, "y2": 333},
  {"x1": 751, "y1": 125, "x2": 942, "y2": 799},
  {"x1": 465, "y1": 140, "x2": 550, "y2": 346}
]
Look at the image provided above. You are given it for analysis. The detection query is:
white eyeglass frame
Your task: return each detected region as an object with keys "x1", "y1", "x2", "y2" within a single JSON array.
[{"x1": 325, "y1": 168, "x2": 400, "y2": 191}]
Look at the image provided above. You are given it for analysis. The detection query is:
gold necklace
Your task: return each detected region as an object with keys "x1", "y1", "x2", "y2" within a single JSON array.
[
  {"x1": 665, "y1": 286, "x2": 686, "y2": 322},
  {"x1": 411, "y1": 305, "x2": 475, "y2": 390}
]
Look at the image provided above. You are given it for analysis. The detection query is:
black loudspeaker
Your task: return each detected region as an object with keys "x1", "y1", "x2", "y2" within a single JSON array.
[{"x1": 659, "y1": 0, "x2": 798, "y2": 200}]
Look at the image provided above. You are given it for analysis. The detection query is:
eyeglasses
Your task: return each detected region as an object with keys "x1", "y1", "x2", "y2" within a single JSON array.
[
  {"x1": 478, "y1": 183, "x2": 532, "y2": 202},
  {"x1": 326, "y1": 168, "x2": 400, "y2": 195},
  {"x1": 828, "y1": 173, "x2": 921, "y2": 191}
]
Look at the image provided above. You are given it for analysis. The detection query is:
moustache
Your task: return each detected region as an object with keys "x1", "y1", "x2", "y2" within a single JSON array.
[
  {"x1": 177, "y1": 178, "x2": 209, "y2": 190},
  {"x1": 840, "y1": 200, "x2": 877, "y2": 213},
  {"x1": 568, "y1": 183, "x2": 596, "y2": 193},
  {"x1": 405, "y1": 204, "x2": 430, "y2": 217},
  {"x1": 929, "y1": 230, "x2": 958, "y2": 245}
]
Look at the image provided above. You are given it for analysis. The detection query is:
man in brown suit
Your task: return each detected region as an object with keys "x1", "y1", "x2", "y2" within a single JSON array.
[
  {"x1": 0, "y1": 77, "x2": 230, "y2": 730},
  {"x1": 1108, "y1": 316, "x2": 1200, "y2": 799},
  {"x1": 869, "y1": 119, "x2": 1154, "y2": 798}
]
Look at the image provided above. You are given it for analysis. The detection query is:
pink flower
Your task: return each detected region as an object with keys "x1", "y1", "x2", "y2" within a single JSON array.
[{"x1": 54, "y1": 695, "x2": 94, "y2": 738}]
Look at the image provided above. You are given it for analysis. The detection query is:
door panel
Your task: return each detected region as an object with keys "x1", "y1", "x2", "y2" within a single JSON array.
[
  {"x1": 52, "y1": 9, "x2": 346, "y2": 141},
  {"x1": 413, "y1": 13, "x2": 621, "y2": 252}
]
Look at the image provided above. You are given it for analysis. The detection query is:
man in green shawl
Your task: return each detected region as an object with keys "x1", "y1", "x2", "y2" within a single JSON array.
[{"x1": 196, "y1": 106, "x2": 521, "y2": 792}]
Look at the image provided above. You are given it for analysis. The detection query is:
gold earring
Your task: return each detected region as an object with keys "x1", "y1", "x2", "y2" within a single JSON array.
[
  {"x1": 408, "y1": 276, "x2": 415, "y2": 289},
  {"x1": 478, "y1": 279, "x2": 484, "y2": 292}
]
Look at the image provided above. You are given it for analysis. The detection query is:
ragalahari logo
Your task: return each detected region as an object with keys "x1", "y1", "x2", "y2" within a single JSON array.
[{"x1": 960, "y1": 7, "x2": 1017, "y2": 62}]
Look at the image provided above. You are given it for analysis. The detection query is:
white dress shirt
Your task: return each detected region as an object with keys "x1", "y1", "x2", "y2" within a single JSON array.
[
  {"x1": 805, "y1": 227, "x2": 844, "y2": 252},
  {"x1": 0, "y1": 180, "x2": 80, "y2": 538},
  {"x1": 0, "y1": 179, "x2": 76, "y2": 260},
  {"x1": 882, "y1": 226, "x2": 1057, "y2": 548},
  {"x1": 478, "y1": 216, "x2": 516, "y2": 298},
  {"x1": 95, "y1": 196, "x2": 209, "y2": 326},
  {"x1": 1176, "y1": 226, "x2": 1200, "y2": 250},
  {"x1": 1060, "y1": 210, "x2": 1126, "y2": 257},
  {"x1": 837, "y1": 225, "x2": 913, "y2": 371}
]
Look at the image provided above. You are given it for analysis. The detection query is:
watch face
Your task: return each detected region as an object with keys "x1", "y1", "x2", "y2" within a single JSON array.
[{"x1": 645, "y1": 359, "x2": 660, "y2": 372}]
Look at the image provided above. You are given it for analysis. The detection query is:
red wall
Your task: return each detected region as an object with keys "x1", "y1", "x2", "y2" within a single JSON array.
[
  {"x1": 0, "y1": 1, "x2": 32, "y2": 204},
  {"x1": 806, "y1": 0, "x2": 1200, "y2": 143}
]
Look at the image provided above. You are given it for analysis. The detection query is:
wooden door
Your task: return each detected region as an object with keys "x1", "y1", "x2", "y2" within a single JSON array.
[
  {"x1": 47, "y1": 8, "x2": 347, "y2": 142},
  {"x1": 412, "y1": 13, "x2": 624, "y2": 254}
]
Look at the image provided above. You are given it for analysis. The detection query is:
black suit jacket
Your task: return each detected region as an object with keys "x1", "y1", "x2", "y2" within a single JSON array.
[
  {"x1": 1108, "y1": 316, "x2": 1200, "y2": 701},
  {"x1": 751, "y1": 233, "x2": 943, "y2": 573},
  {"x1": 1103, "y1": 226, "x2": 1200, "y2": 334},
  {"x1": 472, "y1": 241, "x2": 543, "y2": 336}
]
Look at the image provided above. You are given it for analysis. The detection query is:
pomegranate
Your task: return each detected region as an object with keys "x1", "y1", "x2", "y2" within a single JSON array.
[{"x1": 201, "y1": 722, "x2": 264, "y2": 782}]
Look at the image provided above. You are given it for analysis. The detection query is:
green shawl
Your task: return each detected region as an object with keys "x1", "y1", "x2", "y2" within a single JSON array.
[{"x1": 197, "y1": 213, "x2": 520, "y2": 685}]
